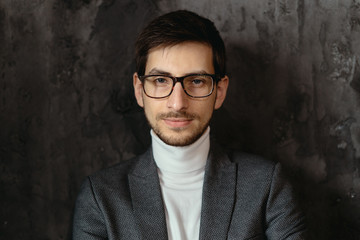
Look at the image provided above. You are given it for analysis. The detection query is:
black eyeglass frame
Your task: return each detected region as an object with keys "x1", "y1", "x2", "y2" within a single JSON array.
[{"x1": 138, "y1": 73, "x2": 221, "y2": 99}]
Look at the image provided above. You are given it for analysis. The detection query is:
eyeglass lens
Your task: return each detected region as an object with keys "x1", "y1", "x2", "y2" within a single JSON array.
[{"x1": 143, "y1": 75, "x2": 214, "y2": 98}]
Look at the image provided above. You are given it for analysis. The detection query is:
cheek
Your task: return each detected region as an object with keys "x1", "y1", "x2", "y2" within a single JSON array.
[
  {"x1": 143, "y1": 99, "x2": 159, "y2": 119},
  {"x1": 196, "y1": 99, "x2": 216, "y2": 119}
]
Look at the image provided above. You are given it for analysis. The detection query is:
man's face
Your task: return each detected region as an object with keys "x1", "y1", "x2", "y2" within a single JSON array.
[{"x1": 133, "y1": 42, "x2": 228, "y2": 146}]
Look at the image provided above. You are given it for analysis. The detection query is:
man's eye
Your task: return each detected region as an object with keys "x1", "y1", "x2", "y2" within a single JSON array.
[
  {"x1": 192, "y1": 79, "x2": 204, "y2": 85},
  {"x1": 154, "y1": 77, "x2": 168, "y2": 84}
]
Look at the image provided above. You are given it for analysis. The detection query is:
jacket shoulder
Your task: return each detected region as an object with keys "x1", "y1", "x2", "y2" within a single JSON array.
[
  {"x1": 86, "y1": 150, "x2": 149, "y2": 189},
  {"x1": 227, "y1": 149, "x2": 277, "y2": 172}
]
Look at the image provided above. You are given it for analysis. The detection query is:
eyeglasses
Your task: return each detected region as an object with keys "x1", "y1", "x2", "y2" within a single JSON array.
[{"x1": 138, "y1": 74, "x2": 220, "y2": 99}]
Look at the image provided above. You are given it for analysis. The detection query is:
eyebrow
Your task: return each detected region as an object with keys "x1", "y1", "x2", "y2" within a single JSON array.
[{"x1": 147, "y1": 68, "x2": 211, "y2": 76}]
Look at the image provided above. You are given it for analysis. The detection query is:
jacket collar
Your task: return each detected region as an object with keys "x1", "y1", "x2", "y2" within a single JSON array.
[
  {"x1": 128, "y1": 141, "x2": 237, "y2": 240},
  {"x1": 128, "y1": 148, "x2": 168, "y2": 239},
  {"x1": 199, "y1": 140, "x2": 237, "y2": 240}
]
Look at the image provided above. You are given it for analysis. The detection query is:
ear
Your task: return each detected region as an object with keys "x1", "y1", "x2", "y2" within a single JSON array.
[
  {"x1": 133, "y1": 72, "x2": 144, "y2": 108},
  {"x1": 214, "y1": 75, "x2": 229, "y2": 110}
]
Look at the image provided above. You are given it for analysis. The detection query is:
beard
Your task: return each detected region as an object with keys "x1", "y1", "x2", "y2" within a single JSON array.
[{"x1": 146, "y1": 111, "x2": 211, "y2": 147}]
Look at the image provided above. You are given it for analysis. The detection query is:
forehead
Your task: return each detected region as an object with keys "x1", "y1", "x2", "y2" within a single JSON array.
[{"x1": 145, "y1": 42, "x2": 214, "y2": 75}]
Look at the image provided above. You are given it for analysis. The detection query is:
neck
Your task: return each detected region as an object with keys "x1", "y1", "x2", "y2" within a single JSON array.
[{"x1": 151, "y1": 127, "x2": 210, "y2": 174}]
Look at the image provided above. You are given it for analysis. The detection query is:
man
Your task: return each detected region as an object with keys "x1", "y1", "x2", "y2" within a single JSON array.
[{"x1": 73, "y1": 10, "x2": 306, "y2": 240}]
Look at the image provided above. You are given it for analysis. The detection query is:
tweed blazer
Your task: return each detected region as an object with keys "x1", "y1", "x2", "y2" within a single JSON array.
[{"x1": 72, "y1": 141, "x2": 306, "y2": 240}]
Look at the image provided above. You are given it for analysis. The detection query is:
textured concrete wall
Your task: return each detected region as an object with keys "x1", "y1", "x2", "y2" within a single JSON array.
[{"x1": 0, "y1": 0, "x2": 359, "y2": 239}]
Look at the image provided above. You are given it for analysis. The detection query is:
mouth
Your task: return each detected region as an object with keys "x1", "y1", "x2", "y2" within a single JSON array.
[{"x1": 163, "y1": 118, "x2": 193, "y2": 128}]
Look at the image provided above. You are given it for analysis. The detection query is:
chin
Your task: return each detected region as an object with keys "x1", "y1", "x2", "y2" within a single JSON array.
[
  {"x1": 161, "y1": 137, "x2": 196, "y2": 147},
  {"x1": 156, "y1": 129, "x2": 204, "y2": 147}
]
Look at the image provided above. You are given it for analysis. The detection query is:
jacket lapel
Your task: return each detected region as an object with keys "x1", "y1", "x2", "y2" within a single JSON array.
[
  {"x1": 199, "y1": 142, "x2": 237, "y2": 240},
  {"x1": 128, "y1": 149, "x2": 168, "y2": 240}
]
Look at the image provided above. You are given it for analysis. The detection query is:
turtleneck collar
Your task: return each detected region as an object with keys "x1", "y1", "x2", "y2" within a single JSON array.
[{"x1": 151, "y1": 127, "x2": 210, "y2": 174}]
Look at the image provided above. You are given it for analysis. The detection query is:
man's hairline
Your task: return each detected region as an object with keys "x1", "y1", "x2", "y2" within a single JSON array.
[{"x1": 138, "y1": 40, "x2": 216, "y2": 76}]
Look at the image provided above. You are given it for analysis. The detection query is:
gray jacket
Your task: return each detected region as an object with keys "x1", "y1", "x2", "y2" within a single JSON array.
[{"x1": 72, "y1": 141, "x2": 306, "y2": 240}]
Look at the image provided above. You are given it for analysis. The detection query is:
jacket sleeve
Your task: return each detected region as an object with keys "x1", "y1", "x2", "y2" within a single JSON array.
[
  {"x1": 72, "y1": 177, "x2": 108, "y2": 240},
  {"x1": 265, "y1": 163, "x2": 307, "y2": 240}
]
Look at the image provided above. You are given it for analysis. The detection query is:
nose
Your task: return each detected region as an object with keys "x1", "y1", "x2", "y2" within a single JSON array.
[{"x1": 166, "y1": 82, "x2": 189, "y2": 111}]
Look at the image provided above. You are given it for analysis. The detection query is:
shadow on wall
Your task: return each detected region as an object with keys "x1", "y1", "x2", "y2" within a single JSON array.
[{"x1": 211, "y1": 42, "x2": 360, "y2": 240}]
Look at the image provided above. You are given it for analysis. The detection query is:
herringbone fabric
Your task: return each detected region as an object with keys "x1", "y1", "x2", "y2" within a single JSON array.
[{"x1": 72, "y1": 141, "x2": 307, "y2": 240}]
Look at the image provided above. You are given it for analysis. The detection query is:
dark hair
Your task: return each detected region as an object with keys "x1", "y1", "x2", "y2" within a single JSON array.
[{"x1": 135, "y1": 10, "x2": 226, "y2": 77}]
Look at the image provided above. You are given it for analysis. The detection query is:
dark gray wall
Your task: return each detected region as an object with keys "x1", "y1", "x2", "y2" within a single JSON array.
[{"x1": 1, "y1": 0, "x2": 359, "y2": 239}]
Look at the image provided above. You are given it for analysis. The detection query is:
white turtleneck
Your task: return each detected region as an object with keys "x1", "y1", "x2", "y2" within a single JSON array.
[{"x1": 151, "y1": 127, "x2": 210, "y2": 240}]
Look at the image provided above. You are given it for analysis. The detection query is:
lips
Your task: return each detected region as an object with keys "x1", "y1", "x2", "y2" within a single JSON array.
[{"x1": 163, "y1": 118, "x2": 193, "y2": 128}]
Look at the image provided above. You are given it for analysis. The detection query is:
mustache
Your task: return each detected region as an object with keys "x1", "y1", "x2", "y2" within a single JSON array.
[{"x1": 156, "y1": 111, "x2": 198, "y2": 120}]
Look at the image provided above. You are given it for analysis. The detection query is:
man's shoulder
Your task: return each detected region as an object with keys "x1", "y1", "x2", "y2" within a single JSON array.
[
  {"x1": 216, "y1": 145, "x2": 278, "y2": 176},
  {"x1": 227, "y1": 150, "x2": 275, "y2": 167},
  {"x1": 87, "y1": 149, "x2": 150, "y2": 186}
]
